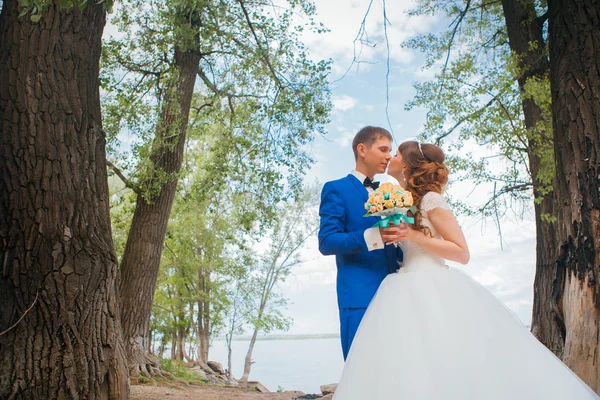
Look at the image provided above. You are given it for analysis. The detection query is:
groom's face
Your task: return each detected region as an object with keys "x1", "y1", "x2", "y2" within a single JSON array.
[{"x1": 360, "y1": 137, "x2": 393, "y2": 175}]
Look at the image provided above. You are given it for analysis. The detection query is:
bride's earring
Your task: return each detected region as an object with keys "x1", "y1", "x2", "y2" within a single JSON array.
[{"x1": 401, "y1": 169, "x2": 406, "y2": 183}]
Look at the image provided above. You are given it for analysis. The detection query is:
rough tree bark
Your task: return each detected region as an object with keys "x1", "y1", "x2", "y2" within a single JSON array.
[
  {"x1": 548, "y1": 0, "x2": 600, "y2": 391},
  {"x1": 0, "y1": 2, "x2": 130, "y2": 399},
  {"x1": 501, "y1": 0, "x2": 565, "y2": 357},
  {"x1": 118, "y1": 43, "x2": 201, "y2": 376}
]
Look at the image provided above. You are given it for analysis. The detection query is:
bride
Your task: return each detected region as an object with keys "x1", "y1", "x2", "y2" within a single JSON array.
[{"x1": 332, "y1": 141, "x2": 599, "y2": 399}]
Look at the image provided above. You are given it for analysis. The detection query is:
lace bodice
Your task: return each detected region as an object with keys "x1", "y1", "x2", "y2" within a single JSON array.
[{"x1": 398, "y1": 192, "x2": 451, "y2": 272}]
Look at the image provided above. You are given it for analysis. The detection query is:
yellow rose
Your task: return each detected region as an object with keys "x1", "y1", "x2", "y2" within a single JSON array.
[
  {"x1": 376, "y1": 204, "x2": 384, "y2": 212},
  {"x1": 369, "y1": 205, "x2": 377, "y2": 213},
  {"x1": 379, "y1": 183, "x2": 393, "y2": 193},
  {"x1": 384, "y1": 200, "x2": 394, "y2": 209}
]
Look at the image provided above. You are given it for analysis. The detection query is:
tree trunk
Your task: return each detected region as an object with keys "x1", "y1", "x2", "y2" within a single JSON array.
[
  {"x1": 0, "y1": 2, "x2": 130, "y2": 399},
  {"x1": 175, "y1": 324, "x2": 186, "y2": 361},
  {"x1": 118, "y1": 45, "x2": 201, "y2": 376},
  {"x1": 197, "y1": 265, "x2": 211, "y2": 365},
  {"x1": 159, "y1": 337, "x2": 167, "y2": 358},
  {"x1": 241, "y1": 327, "x2": 259, "y2": 383},
  {"x1": 147, "y1": 328, "x2": 153, "y2": 354},
  {"x1": 501, "y1": 0, "x2": 565, "y2": 356},
  {"x1": 171, "y1": 328, "x2": 177, "y2": 360},
  {"x1": 548, "y1": 0, "x2": 600, "y2": 391},
  {"x1": 226, "y1": 334, "x2": 233, "y2": 379},
  {"x1": 195, "y1": 305, "x2": 210, "y2": 365}
]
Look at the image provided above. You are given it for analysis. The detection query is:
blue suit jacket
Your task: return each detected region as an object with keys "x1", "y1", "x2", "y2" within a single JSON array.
[{"x1": 318, "y1": 174, "x2": 403, "y2": 309}]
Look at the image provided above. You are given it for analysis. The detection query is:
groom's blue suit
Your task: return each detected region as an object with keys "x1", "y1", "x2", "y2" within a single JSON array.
[{"x1": 318, "y1": 173, "x2": 403, "y2": 359}]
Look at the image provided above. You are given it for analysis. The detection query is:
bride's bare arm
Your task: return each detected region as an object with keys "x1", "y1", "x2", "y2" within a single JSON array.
[{"x1": 383, "y1": 208, "x2": 470, "y2": 264}]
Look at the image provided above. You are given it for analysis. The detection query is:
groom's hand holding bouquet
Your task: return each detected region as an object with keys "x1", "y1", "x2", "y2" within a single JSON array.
[{"x1": 364, "y1": 183, "x2": 416, "y2": 245}]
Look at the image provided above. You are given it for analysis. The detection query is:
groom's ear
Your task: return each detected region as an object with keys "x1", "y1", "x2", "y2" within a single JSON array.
[{"x1": 356, "y1": 142, "x2": 366, "y2": 158}]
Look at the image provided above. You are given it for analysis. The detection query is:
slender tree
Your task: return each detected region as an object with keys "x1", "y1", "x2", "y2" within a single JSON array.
[
  {"x1": 101, "y1": 0, "x2": 330, "y2": 376},
  {"x1": 240, "y1": 185, "x2": 320, "y2": 383}
]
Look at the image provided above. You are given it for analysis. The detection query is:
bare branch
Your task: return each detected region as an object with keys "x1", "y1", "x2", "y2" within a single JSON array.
[
  {"x1": 435, "y1": 95, "x2": 497, "y2": 144},
  {"x1": 480, "y1": 182, "x2": 533, "y2": 211},
  {"x1": 107, "y1": 160, "x2": 141, "y2": 195},
  {"x1": 0, "y1": 291, "x2": 39, "y2": 336},
  {"x1": 382, "y1": 0, "x2": 395, "y2": 142},
  {"x1": 331, "y1": 0, "x2": 376, "y2": 85},
  {"x1": 432, "y1": 0, "x2": 472, "y2": 114}
]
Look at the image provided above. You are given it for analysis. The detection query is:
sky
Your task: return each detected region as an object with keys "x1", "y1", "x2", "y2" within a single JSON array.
[
  {"x1": 102, "y1": 0, "x2": 538, "y2": 335},
  {"x1": 275, "y1": 0, "x2": 538, "y2": 334}
]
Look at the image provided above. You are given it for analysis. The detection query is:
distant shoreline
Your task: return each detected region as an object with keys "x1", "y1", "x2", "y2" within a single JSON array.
[{"x1": 213, "y1": 333, "x2": 340, "y2": 341}]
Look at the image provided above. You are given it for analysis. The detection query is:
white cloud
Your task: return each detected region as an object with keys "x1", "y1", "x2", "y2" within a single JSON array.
[
  {"x1": 336, "y1": 129, "x2": 356, "y2": 148},
  {"x1": 332, "y1": 95, "x2": 359, "y2": 111},
  {"x1": 298, "y1": 0, "x2": 439, "y2": 76}
]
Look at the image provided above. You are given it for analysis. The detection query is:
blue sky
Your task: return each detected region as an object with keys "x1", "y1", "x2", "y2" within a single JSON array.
[{"x1": 277, "y1": 0, "x2": 537, "y2": 335}]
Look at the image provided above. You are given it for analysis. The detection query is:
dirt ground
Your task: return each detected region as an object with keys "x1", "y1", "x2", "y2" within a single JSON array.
[{"x1": 131, "y1": 382, "x2": 309, "y2": 400}]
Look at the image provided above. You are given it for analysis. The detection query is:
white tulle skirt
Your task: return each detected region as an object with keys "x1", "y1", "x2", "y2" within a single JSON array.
[{"x1": 333, "y1": 266, "x2": 599, "y2": 399}]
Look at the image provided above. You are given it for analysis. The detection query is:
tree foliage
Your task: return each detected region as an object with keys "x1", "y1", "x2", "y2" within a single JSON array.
[
  {"x1": 101, "y1": 0, "x2": 331, "y2": 205},
  {"x1": 405, "y1": 0, "x2": 552, "y2": 219}
]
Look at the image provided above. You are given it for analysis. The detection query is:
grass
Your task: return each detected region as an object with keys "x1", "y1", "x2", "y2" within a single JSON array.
[{"x1": 157, "y1": 357, "x2": 207, "y2": 384}]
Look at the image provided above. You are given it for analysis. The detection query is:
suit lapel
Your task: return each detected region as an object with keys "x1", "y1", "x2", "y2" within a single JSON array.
[{"x1": 347, "y1": 174, "x2": 369, "y2": 202}]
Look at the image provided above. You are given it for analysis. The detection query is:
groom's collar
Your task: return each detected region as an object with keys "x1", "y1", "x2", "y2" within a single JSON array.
[
  {"x1": 351, "y1": 170, "x2": 368, "y2": 183},
  {"x1": 349, "y1": 170, "x2": 370, "y2": 201}
]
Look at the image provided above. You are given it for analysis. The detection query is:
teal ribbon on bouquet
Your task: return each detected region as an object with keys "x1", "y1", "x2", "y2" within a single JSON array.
[{"x1": 372, "y1": 213, "x2": 414, "y2": 228}]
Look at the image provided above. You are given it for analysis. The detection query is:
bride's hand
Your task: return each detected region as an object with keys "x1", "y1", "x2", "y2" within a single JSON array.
[
  {"x1": 380, "y1": 224, "x2": 401, "y2": 244},
  {"x1": 381, "y1": 223, "x2": 420, "y2": 244}
]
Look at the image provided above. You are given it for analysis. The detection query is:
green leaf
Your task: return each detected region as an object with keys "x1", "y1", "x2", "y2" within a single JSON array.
[
  {"x1": 59, "y1": 0, "x2": 73, "y2": 9},
  {"x1": 30, "y1": 13, "x2": 42, "y2": 23},
  {"x1": 78, "y1": 0, "x2": 88, "y2": 13}
]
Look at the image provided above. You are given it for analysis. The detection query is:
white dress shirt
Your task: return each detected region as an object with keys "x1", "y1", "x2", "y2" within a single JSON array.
[{"x1": 351, "y1": 170, "x2": 385, "y2": 251}]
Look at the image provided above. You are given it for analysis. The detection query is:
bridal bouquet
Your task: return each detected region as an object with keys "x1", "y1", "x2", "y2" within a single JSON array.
[{"x1": 364, "y1": 183, "x2": 416, "y2": 228}]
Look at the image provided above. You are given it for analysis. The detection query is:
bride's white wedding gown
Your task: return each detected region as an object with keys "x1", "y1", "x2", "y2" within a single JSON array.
[{"x1": 333, "y1": 192, "x2": 599, "y2": 400}]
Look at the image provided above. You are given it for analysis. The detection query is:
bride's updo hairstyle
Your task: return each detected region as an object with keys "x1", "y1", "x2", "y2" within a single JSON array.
[{"x1": 397, "y1": 141, "x2": 449, "y2": 235}]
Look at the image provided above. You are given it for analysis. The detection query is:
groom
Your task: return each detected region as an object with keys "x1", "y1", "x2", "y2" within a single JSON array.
[{"x1": 318, "y1": 126, "x2": 403, "y2": 360}]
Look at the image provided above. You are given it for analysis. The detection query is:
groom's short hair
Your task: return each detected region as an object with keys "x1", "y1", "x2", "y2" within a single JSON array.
[{"x1": 352, "y1": 126, "x2": 393, "y2": 159}]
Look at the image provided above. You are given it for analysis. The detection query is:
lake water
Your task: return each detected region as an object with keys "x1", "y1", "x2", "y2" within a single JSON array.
[{"x1": 209, "y1": 338, "x2": 344, "y2": 394}]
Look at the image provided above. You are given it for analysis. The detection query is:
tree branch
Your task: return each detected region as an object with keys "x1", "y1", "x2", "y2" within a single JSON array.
[
  {"x1": 435, "y1": 0, "x2": 472, "y2": 104},
  {"x1": 435, "y1": 95, "x2": 497, "y2": 144},
  {"x1": 107, "y1": 160, "x2": 141, "y2": 195},
  {"x1": 236, "y1": 0, "x2": 283, "y2": 88},
  {"x1": 480, "y1": 182, "x2": 533, "y2": 211}
]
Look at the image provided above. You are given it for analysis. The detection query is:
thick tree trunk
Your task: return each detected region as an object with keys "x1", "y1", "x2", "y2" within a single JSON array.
[
  {"x1": 501, "y1": 0, "x2": 565, "y2": 357},
  {"x1": 548, "y1": 0, "x2": 600, "y2": 391},
  {"x1": 118, "y1": 45, "x2": 201, "y2": 376},
  {"x1": 0, "y1": 2, "x2": 130, "y2": 399}
]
